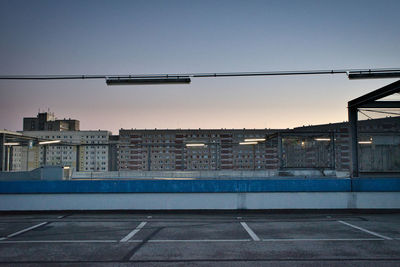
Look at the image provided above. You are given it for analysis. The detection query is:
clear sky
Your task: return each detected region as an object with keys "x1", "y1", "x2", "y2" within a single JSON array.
[{"x1": 0, "y1": 0, "x2": 399, "y2": 134}]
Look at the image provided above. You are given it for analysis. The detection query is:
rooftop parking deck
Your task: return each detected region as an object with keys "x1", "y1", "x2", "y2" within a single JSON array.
[{"x1": 0, "y1": 211, "x2": 399, "y2": 266}]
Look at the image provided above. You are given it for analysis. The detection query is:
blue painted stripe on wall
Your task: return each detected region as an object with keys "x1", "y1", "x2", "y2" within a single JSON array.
[
  {"x1": 0, "y1": 178, "x2": 399, "y2": 194},
  {"x1": 0, "y1": 179, "x2": 351, "y2": 194},
  {"x1": 352, "y1": 178, "x2": 400, "y2": 192}
]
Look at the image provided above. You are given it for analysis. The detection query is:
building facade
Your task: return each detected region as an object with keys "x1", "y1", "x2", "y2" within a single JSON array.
[
  {"x1": 23, "y1": 112, "x2": 80, "y2": 131},
  {"x1": 118, "y1": 129, "x2": 280, "y2": 171},
  {"x1": 292, "y1": 117, "x2": 400, "y2": 173},
  {"x1": 108, "y1": 135, "x2": 120, "y2": 171},
  {"x1": 13, "y1": 130, "x2": 110, "y2": 171},
  {"x1": 118, "y1": 117, "x2": 400, "y2": 173}
]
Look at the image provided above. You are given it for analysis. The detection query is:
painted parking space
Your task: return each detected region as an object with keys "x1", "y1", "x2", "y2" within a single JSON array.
[
  {"x1": 131, "y1": 221, "x2": 251, "y2": 241},
  {"x1": 0, "y1": 222, "x2": 49, "y2": 240},
  {"x1": 246, "y1": 220, "x2": 382, "y2": 241},
  {"x1": 128, "y1": 237, "x2": 398, "y2": 262},
  {"x1": 10, "y1": 221, "x2": 142, "y2": 241},
  {"x1": 0, "y1": 212, "x2": 399, "y2": 265},
  {"x1": 340, "y1": 215, "x2": 400, "y2": 239}
]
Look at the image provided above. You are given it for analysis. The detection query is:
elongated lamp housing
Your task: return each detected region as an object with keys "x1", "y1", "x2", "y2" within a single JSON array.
[
  {"x1": 106, "y1": 77, "x2": 191, "y2": 85},
  {"x1": 348, "y1": 71, "x2": 400, "y2": 80}
]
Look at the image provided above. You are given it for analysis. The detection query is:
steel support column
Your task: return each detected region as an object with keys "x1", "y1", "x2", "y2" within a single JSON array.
[
  {"x1": 331, "y1": 132, "x2": 336, "y2": 170},
  {"x1": 6, "y1": 146, "x2": 10, "y2": 171},
  {"x1": 147, "y1": 146, "x2": 151, "y2": 171},
  {"x1": 348, "y1": 107, "x2": 359, "y2": 177},
  {"x1": 76, "y1": 145, "x2": 80, "y2": 171},
  {"x1": 277, "y1": 133, "x2": 283, "y2": 169},
  {"x1": 43, "y1": 145, "x2": 47, "y2": 166},
  {"x1": 0, "y1": 134, "x2": 5, "y2": 171}
]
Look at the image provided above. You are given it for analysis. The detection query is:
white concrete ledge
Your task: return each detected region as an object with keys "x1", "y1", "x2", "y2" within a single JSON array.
[{"x1": 0, "y1": 192, "x2": 399, "y2": 211}]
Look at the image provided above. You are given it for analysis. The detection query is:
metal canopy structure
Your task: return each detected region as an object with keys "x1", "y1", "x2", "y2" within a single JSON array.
[
  {"x1": 2, "y1": 68, "x2": 400, "y2": 176},
  {"x1": 0, "y1": 131, "x2": 83, "y2": 172},
  {"x1": 0, "y1": 130, "x2": 38, "y2": 172},
  {"x1": 348, "y1": 80, "x2": 400, "y2": 177}
]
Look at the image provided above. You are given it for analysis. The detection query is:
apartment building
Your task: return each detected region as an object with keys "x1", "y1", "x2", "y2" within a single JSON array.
[
  {"x1": 118, "y1": 117, "x2": 400, "y2": 173},
  {"x1": 23, "y1": 112, "x2": 80, "y2": 131},
  {"x1": 118, "y1": 129, "x2": 280, "y2": 171},
  {"x1": 13, "y1": 130, "x2": 110, "y2": 171}
]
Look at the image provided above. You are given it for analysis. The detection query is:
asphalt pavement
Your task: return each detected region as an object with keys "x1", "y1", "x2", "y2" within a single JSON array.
[{"x1": 0, "y1": 211, "x2": 399, "y2": 266}]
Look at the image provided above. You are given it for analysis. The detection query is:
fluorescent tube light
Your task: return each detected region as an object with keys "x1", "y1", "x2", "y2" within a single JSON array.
[
  {"x1": 239, "y1": 142, "x2": 258, "y2": 145},
  {"x1": 244, "y1": 138, "x2": 266, "y2": 142},
  {"x1": 186, "y1": 143, "x2": 205, "y2": 147},
  {"x1": 314, "y1": 138, "x2": 331, "y2": 141},
  {"x1": 3, "y1": 142, "x2": 20, "y2": 146},
  {"x1": 39, "y1": 140, "x2": 61, "y2": 145}
]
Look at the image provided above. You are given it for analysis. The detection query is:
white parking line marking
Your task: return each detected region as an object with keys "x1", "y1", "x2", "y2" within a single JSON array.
[
  {"x1": 147, "y1": 239, "x2": 251, "y2": 242},
  {"x1": 3, "y1": 222, "x2": 48, "y2": 240},
  {"x1": 120, "y1": 221, "x2": 147, "y2": 242},
  {"x1": 0, "y1": 238, "x2": 388, "y2": 244},
  {"x1": 338, "y1": 220, "x2": 392, "y2": 240},
  {"x1": 57, "y1": 215, "x2": 66, "y2": 219},
  {"x1": 262, "y1": 238, "x2": 384, "y2": 242},
  {"x1": 0, "y1": 240, "x2": 118, "y2": 243},
  {"x1": 240, "y1": 222, "x2": 260, "y2": 241}
]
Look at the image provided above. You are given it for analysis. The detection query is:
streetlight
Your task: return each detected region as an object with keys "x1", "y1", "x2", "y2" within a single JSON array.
[
  {"x1": 347, "y1": 71, "x2": 400, "y2": 80},
  {"x1": 106, "y1": 77, "x2": 191, "y2": 85}
]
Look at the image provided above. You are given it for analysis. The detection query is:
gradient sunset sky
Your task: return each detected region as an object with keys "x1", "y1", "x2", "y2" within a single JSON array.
[{"x1": 1, "y1": 0, "x2": 399, "y2": 134}]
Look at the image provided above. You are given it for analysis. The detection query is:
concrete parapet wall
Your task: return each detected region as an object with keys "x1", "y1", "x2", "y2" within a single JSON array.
[
  {"x1": 0, "y1": 192, "x2": 399, "y2": 211},
  {"x1": 71, "y1": 169, "x2": 348, "y2": 179},
  {"x1": 0, "y1": 169, "x2": 41, "y2": 181},
  {"x1": 72, "y1": 170, "x2": 278, "y2": 179},
  {"x1": 0, "y1": 178, "x2": 398, "y2": 211},
  {"x1": 0, "y1": 166, "x2": 64, "y2": 181}
]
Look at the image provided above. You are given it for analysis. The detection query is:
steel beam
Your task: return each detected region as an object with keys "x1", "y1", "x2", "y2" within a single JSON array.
[
  {"x1": 348, "y1": 107, "x2": 359, "y2": 177},
  {"x1": 348, "y1": 80, "x2": 400, "y2": 108},
  {"x1": 358, "y1": 101, "x2": 400, "y2": 108},
  {"x1": 76, "y1": 145, "x2": 80, "y2": 171},
  {"x1": 1, "y1": 134, "x2": 5, "y2": 171}
]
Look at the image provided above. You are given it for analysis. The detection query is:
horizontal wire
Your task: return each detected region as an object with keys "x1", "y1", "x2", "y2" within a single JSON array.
[{"x1": 0, "y1": 68, "x2": 400, "y2": 80}]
